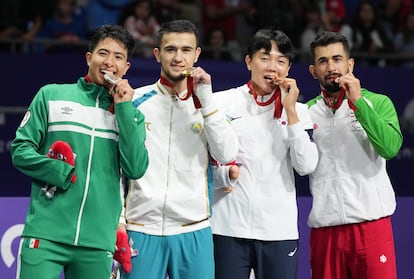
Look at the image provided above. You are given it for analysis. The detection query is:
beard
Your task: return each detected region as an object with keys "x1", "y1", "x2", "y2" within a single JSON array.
[
  {"x1": 323, "y1": 81, "x2": 341, "y2": 93},
  {"x1": 319, "y1": 75, "x2": 341, "y2": 94},
  {"x1": 161, "y1": 65, "x2": 186, "y2": 82}
]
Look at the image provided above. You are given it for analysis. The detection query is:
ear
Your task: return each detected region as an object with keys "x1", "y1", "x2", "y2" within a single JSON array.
[
  {"x1": 245, "y1": 55, "x2": 252, "y2": 71},
  {"x1": 123, "y1": 62, "x2": 131, "y2": 76},
  {"x1": 153, "y1": 48, "x2": 161, "y2": 63},
  {"x1": 309, "y1": 65, "x2": 317, "y2": 79},
  {"x1": 85, "y1": 52, "x2": 92, "y2": 66},
  {"x1": 348, "y1": 58, "x2": 355, "y2": 74},
  {"x1": 194, "y1": 46, "x2": 201, "y2": 63}
]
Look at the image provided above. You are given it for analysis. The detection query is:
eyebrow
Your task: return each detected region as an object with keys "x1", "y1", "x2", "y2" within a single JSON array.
[
  {"x1": 97, "y1": 48, "x2": 127, "y2": 58},
  {"x1": 317, "y1": 54, "x2": 344, "y2": 62}
]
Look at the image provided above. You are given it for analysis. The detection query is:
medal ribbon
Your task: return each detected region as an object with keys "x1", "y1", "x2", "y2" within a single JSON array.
[
  {"x1": 247, "y1": 80, "x2": 283, "y2": 118},
  {"x1": 160, "y1": 75, "x2": 201, "y2": 109},
  {"x1": 322, "y1": 88, "x2": 356, "y2": 112}
]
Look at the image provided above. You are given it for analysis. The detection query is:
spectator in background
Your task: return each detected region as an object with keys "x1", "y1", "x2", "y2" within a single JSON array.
[
  {"x1": 394, "y1": 11, "x2": 414, "y2": 68},
  {"x1": 202, "y1": 26, "x2": 233, "y2": 61},
  {"x1": 0, "y1": 0, "x2": 54, "y2": 52},
  {"x1": 86, "y1": 0, "x2": 132, "y2": 35},
  {"x1": 19, "y1": 0, "x2": 55, "y2": 42},
  {"x1": 36, "y1": 0, "x2": 88, "y2": 53},
  {"x1": 252, "y1": 0, "x2": 300, "y2": 47},
  {"x1": 322, "y1": 0, "x2": 348, "y2": 33},
  {"x1": 0, "y1": 0, "x2": 22, "y2": 50},
  {"x1": 202, "y1": 0, "x2": 255, "y2": 61},
  {"x1": 120, "y1": 0, "x2": 160, "y2": 58},
  {"x1": 300, "y1": 3, "x2": 325, "y2": 62},
  {"x1": 153, "y1": 0, "x2": 178, "y2": 24},
  {"x1": 350, "y1": 0, "x2": 395, "y2": 67},
  {"x1": 379, "y1": 0, "x2": 413, "y2": 38}
]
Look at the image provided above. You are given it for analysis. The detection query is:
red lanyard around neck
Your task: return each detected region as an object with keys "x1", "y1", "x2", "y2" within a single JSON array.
[
  {"x1": 322, "y1": 88, "x2": 356, "y2": 112},
  {"x1": 247, "y1": 80, "x2": 282, "y2": 118},
  {"x1": 160, "y1": 75, "x2": 201, "y2": 109}
]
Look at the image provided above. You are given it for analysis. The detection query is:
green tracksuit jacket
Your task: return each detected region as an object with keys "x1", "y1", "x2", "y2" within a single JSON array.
[{"x1": 11, "y1": 77, "x2": 149, "y2": 252}]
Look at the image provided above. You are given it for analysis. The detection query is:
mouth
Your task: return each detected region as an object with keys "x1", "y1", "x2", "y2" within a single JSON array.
[
  {"x1": 101, "y1": 70, "x2": 118, "y2": 85},
  {"x1": 264, "y1": 75, "x2": 280, "y2": 85},
  {"x1": 327, "y1": 74, "x2": 340, "y2": 83}
]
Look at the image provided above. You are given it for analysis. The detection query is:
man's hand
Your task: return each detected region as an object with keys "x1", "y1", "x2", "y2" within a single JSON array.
[{"x1": 114, "y1": 229, "x2": 132, "y2": 273}]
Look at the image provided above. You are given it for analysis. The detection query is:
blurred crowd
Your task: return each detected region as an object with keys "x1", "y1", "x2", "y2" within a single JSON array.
[{"x1": 1, "y1": 0, "x2": 414, "y2": 67}]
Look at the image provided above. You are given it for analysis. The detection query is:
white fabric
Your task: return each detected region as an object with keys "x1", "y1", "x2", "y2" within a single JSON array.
[
  {"x1": 211, "y1": 84, "x2": 318, "y2": 241},
  {"x1": 125, "y1": 82, "x2": 238, "y2": 235}
]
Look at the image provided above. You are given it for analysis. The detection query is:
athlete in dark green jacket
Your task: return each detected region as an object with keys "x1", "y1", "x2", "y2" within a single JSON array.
[{"x1": 11, "y1": 25, "x2": 149, "y2": 279}]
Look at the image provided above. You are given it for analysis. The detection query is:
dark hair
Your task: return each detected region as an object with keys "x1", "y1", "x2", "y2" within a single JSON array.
[
  {"x1": 156, "y1": 20, "x2": 199, "y2": 48},
  {"x1": 310, "y1": 31, "x2": 350, "y2": 62},
  {"x1": 89, "y1": 24, "x2": 136, "y2": 60},
  {"x1": 246, "y1": 29, "x2": 295, "y2": 62}
]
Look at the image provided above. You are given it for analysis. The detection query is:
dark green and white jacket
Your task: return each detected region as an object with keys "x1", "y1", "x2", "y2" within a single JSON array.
[
  {"x1": 11, "y1": 77, "x2": 148, "y2": 252},
  {"x1": 307, "y1": 88, "x2": 402, "y2": 228}
]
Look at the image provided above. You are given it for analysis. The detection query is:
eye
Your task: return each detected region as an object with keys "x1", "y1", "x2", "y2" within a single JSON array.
[
  {"x1": 48, "y1": 149, "x2": 55, "y2": 157},
  {"x1": 57, "y1": 153, "x2": 65, "y2": 161}
]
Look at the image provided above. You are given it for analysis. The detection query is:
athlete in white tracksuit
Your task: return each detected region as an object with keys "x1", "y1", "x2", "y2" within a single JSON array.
[
  {"x1": 118, "y1": 20, "x2": 239, "y2": 279},
  {"x1": 211, "y1": 29, "x2": 319, "y2": 279}
]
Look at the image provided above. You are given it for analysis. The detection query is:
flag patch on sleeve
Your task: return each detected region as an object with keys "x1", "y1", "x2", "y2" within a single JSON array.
[{"x1": 27, "y1": 238, "x2": 40, "y2": 249}]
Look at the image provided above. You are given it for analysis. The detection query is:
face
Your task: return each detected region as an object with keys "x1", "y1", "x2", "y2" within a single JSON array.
[
  {"x1": 86, "y1": 38, "x2": 131, "y2": 86},
  {"x1": 245, "y1": 41, "x2": 291, "y2": 95},
  {"x1": 153, "y1": 32, "x2": 201, "y2": 83},
  {"x1": 309, "y1": 42, "x2": 354, "y2": 94},
  {"x1": 209, "y1": 30, "x2": 225, "y2": 47}
]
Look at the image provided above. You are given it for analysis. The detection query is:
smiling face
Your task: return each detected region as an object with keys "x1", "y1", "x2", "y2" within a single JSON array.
[
  {"x1": 153, "y1": 32, "x2": 201, "y2": 88},
  {"x1": 246, "y1": 41, "x2": 291, "y2": 96},
  {"x1": 309, "y1": 42, "x2": 354, "y2": 94},
  {"x1": 85, "y1": 37, "x2": 131, "y2": 87}
]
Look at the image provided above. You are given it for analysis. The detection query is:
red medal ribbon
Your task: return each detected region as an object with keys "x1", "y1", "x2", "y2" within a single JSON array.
[
  {"x1": 160, "y1": 75, "x2": 201, "y2": 109},
  {"x1": 247, "y1": 80, "x2": 283, "y2": 118},
  {"x1": 322, "y1": 88, "x2": 356, "y2": 112}
]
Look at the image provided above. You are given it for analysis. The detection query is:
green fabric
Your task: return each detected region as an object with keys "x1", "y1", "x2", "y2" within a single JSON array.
[{"x1": 11, "y1": 78, "x2": 148, "y2": 252}]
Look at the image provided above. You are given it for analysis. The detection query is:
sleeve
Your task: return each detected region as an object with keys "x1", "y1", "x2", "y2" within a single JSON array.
[
  {"x1": 11, "y1": 87, "x2": 74, "y2": 190},
  {"x1": 213, "y1": 165, "x2": 238, "y2": 190},
  {"x1": 354, "y1": 92, "x2": 403, "y2": 160},
  {"x1": 199, "y1": 86, "x2": 239, "y2": 164},
  {"x1": 287, "y1": 104, "x2": 319, "y2": 176},
  {"x1": 115, "y1": 101, "x2": 149, "y2": 179}
]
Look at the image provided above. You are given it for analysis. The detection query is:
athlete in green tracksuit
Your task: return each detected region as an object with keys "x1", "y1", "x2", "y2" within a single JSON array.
[{"x1": 11, "y1": 24, "x2": 149, "y2": 279}]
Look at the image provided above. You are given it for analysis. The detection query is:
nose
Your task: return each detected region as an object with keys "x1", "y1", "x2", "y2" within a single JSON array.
[
  {"x1": 267, "y1": 60, "x2": 279, "y2": 76},
  {"x1": 173, "y1": 50, "x2": 184, "y2": 62},
  {"x1": 327, "y1": 59, "x2": 337, "y2": 72},
  {"x1": 104, "y1": 54, "x2": 115, "y2": 67}
]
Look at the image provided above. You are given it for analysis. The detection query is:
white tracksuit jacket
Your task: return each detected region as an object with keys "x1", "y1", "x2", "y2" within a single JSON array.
[
  {"x1": 211, "y1": 84, "x2": 318, "y2": 241},
  {"x1": 306, "y1": 89, "x2": 402, "y2": 228},
  {"x1": 123, "y1": 81, "x2": 238, "y2": 235}
]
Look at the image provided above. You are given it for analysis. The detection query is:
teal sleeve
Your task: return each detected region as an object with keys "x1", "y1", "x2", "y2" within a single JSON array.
[
  {"x1": 10, "y1": 88, "x2": 74, "y2": 190},
  {"x1": 354, "y1": 90, "x2": 403, "y2": 159},
  {"x1": 115, "y1": 101, "x2": 149, "y2": 179}
]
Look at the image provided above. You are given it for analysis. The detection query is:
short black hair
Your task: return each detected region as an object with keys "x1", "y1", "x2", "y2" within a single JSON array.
[
  {"x1": 310, "y1": 31, "x2": 350, "y2": 63},
  {"x1": 156, "y1": 20, "x2": 199, "y2": 48},
  {"x1": 246, "y1": 29, "x2": 295, "y2": 62},
  {"x1": 89, "y1": 24, "x2": 136, "y2": 60}
]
